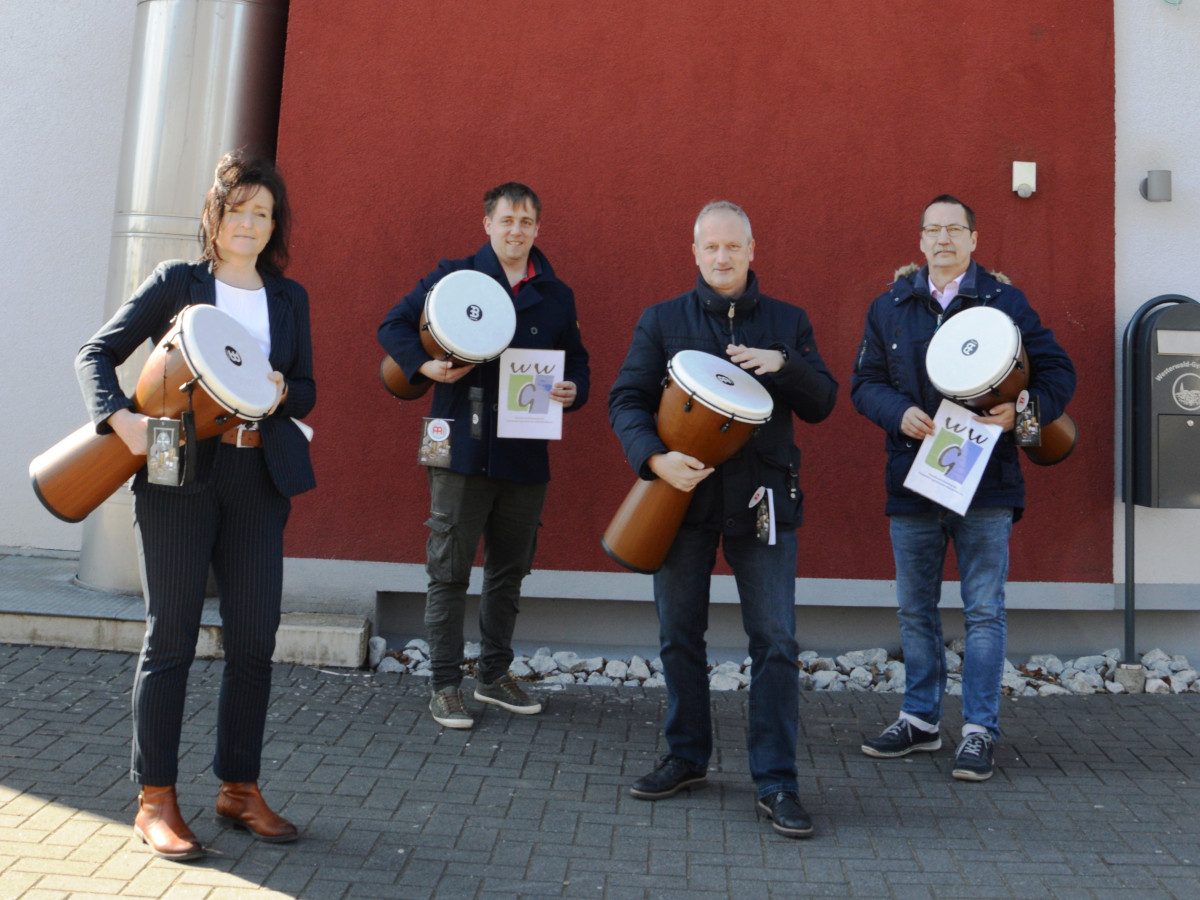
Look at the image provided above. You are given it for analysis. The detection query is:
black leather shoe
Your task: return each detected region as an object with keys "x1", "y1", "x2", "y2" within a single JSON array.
[
  {"x1": 629, "y1": 755, "x2": 707, "y2": 800},
  {"x1": 755, "y1": 791, "x2": 814, "y2": 839}
]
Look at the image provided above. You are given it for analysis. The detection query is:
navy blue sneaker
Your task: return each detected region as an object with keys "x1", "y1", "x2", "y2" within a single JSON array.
[
  {"x1": 952, "y1": 732, "x2": 995, "y2": 781},
  {"x1": 861, "y1": 718, "x2": 942, "y2": 759}
]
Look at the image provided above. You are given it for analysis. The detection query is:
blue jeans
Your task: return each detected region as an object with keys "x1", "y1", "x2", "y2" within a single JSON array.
[
  {"x1": 890, "y1": 507, "x2": 1013, "y2": 737},
  {"x1": 653, "y1": 526, "x2": 800, "y2": 797}
]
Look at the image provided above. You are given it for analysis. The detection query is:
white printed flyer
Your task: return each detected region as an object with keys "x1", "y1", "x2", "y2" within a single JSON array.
[
  {"x1": 496, "y1": 348, "x2": 566, "y2": 440},
  {"x1": 902, "y1": 399, "x2": 1003, "y2": 515}
]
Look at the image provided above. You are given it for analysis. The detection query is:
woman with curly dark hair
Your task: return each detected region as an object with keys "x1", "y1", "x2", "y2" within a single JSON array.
[{"x1": 76, "y1": 150, "x2": 316, "y2": 860}]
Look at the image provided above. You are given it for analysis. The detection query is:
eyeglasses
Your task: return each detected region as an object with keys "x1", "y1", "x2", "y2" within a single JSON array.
[{"x1": 921, "y1": 224, "x2": 972, "y2": 238}]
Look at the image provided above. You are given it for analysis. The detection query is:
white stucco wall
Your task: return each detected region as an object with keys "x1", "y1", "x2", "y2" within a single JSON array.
[
  {"x1": 1114, "y1": 0, "x2": 1200, "y2": 583},
  {"x1": 0, "y1": 2, "x2": 135, "y2": 551}
]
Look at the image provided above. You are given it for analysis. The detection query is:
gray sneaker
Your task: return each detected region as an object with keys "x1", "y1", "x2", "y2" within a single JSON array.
[
  {"x1": 429, "y1": 686, "x2": 474, "y2": 729},
  {"x1": 474, "y1": 679, "x2": 543, "y2": 714}
]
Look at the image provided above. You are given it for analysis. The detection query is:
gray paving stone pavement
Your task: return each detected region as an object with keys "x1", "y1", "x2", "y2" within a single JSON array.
[{"x1": 1, "y1": 644, "x2": 1199, "y2": 898}]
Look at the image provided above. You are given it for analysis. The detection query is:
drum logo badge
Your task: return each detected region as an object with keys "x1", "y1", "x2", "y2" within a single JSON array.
[
  {"x1": 225, "y1": 346, "x2": 243, "y2": 366},
  {"x1": 960, "y1": 339, "x2": 979, "y2": 356},
  {"x1": 1172, "y1": 372, "x2": 1200, "y2": 412},
  {"x1": 716, "y1": 374, "x2": 735, "y2": 386},
  {"x1": 466, "y1": 305, "x2": 483, "y2": 322}
]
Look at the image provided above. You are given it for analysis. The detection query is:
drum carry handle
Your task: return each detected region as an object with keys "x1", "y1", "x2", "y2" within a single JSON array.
[{"x1": 175, "y1": 378, "x2": 198, "y2": 487}]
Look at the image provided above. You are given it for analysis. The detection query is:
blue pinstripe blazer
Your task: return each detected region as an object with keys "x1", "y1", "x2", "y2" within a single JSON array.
[{"x1": 76, "y1": 260, "x2": 316, "y2": 498}]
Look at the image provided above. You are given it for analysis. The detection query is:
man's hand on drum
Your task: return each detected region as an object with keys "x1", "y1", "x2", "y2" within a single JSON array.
[
  {"x1": 973, "y1": 401, "x2": 1016, "y2": 432},
  {"x1": 419, "y1": 359, "x2": 475, "y2": 384},
  {"x1": 649, "y1": 451, "x2": 715, "y2": 493},
  {"x1": 900, "y1": 406, "x2": 937, "y2": 440},
  {"x1": 550, "y1": 381, "x2": 577, "y2": 408},
  {"x1": 108, "y1": 408, "x2": 151, "y2": 456},
  {"x1": 726, "y1": 343, "x2": 784, "y2": 375}
]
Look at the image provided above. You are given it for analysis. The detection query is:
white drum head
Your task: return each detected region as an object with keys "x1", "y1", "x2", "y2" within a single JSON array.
[
  {"x1": 176, "y1": 305, "x2": 276, "y2": 419},
  {"x1": 926, "y1": 307, "x2": 1021, "y2": 400},
  {"x1": 425, "y1": 270, "x2": 516, "y2": 363},
  {"x1": 668, "y1": 350, "x2": 773, "y2": 424}
]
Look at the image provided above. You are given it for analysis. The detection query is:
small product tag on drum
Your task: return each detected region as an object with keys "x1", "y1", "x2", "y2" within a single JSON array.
[
  {"x1": 145, "y1": 418, "x2": 182, "y2": 486},
  {"x1": 752, "y1": 487, "x2": 776, "y2": 546},
  {"x1": 418, "y1": 418, "x2": 453, "y2": 468},
  {"x1": 1013, "y1": 390, "x2": 1042, "y2": 447}
]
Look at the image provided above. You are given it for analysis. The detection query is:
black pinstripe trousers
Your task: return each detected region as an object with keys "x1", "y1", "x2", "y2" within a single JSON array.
[{"x1": 130, "y1": 443, "x2": 290, "y2": 786}]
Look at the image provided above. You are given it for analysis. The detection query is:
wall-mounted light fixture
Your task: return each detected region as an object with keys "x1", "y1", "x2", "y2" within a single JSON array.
[
  {"x1": 1012, "y1": 161, "x2": 1036, "y2": 199},
  {"x1": 1140, "y1": 170, "x2": 1172, "y2": 202}
]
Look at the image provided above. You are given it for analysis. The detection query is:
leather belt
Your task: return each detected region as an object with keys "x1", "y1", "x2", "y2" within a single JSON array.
[{"x1": 220, "y1": 425, "x2": 263, "y2": 448}]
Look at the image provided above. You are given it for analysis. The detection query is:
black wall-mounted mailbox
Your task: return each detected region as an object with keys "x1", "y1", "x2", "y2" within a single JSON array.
[{"x1": 1132, "y1": 300, "x2": 1200, "y2": 507}]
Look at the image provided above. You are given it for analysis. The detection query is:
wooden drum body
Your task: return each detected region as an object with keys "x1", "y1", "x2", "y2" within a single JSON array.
[
  {"x1": 381, "y1": 270, "x2": 516, "y2": 400},
  {"x1": 602, "y1": 350, "x2": 773, "y2": 573},
  {"x1": 926, "y1": 306, "x2": 1077, "y2": 466},
  {"x1": 30, "y1": 305, "x2": 275, "y2": 522}
]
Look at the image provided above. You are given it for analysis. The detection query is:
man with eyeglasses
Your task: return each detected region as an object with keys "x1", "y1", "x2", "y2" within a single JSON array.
[{"x1": 850, "y1": 194, "x2": 1075, "y2": 781}]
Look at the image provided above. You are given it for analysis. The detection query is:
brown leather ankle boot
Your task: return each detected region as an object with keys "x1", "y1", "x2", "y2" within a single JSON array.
[
  {"x1": 133, "y1": 785, "x2": 204, "y2": 860},
  {"x1": 215, "y1": 781, "x2": 298, "y2": 843}
]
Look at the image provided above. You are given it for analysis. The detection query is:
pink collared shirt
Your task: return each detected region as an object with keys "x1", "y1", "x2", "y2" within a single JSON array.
[{"x1": 930, "y1": 272, "x2": 965, "y2": 310}]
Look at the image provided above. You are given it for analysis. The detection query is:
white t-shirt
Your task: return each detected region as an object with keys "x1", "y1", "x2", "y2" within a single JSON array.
[{"x1": 215, "y1": 280, "x2": 271, "y2": 358}]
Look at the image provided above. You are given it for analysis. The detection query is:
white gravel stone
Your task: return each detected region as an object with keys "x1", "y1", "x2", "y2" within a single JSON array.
[
  {"x1": 1106, "y1": 679, "x2": 1126, "y2": 694},
  {"x1": 1145, "y1": 678, "x2": 1171, "y2": 694},
  {"x1": 798, "y1": 651, "x2": 819, "y2": 665},
  {"x1": 1142, "y1": 648, "x2": 1170, "y2": 667},
  {"x1": 848, "y1": 666, "x2": 874, "y2": 687},
  {"x1": 1103, "y1": 648, "x2": 1121, "y2": 659},
  {"x1": 943, "y1": 650, "x2": 962, "y2": 672},
  {"x1": 810, "y1": 657, "x2": 837, "y2": 672},
  {"x1": 628, "y1": 657, "x2": 651, "y2": 681},
  {"x1": 1172, "y1": 668, "x2": 1198, "y2": 687},
  {"x1": 510, "y1": 660, "x2": 534, "y2": 679},
  {"x1": 838, "y1": 649, "x2": 888, "y2": 672},
  {"x1": 376, "y1": 656, "x2": 404, "y2": 674},
  {"x1": 1170, "y1": 655, "x2": 1192, "y2": 672},
  {"x1": 585, "y1": 673, "x2": 613, "y2": 686},
  {"x1": 946, "y1": 680, "x2": 963, "y2": 696},
  {"x1": 1191, "y1": 680, "x2": 1200, "y2": 693},
  {"x1": 1071, "y1": 655, "x2": 1108, "y2": 671},
  {"x1": 797, "y1": 671, "x2": 814, "y2": 691},
  {"x1": 1065, "y1": 672, "x2": 1102, "y2": 694},
  {"x1": 650, "y1": 657, "x2": 664, "y2": 673},
  {"x1": 552, "y1": 651, "x2": 583, "y2": 673},
  {"x1": 604, "y1": 660, "x2": 629, "y2": 680},
  {"x1": 367, "y1": 636, "x2": 387, "y2": 668},
  {"x1": 410, "y1": 663, "x2": 431, "y2": 677},
  {"x1": 812, "y1": 670, "x2": 842, "y2": 690},
  {"x1": 644, "y1": 672, "x2": 666, "y2": 688},
  {"x1": 1002, "y1": 673, "x2": 1028, "y2": 691},
  {"x1": 463, "y1": 641, "x2": 481, "y2": 661},
  {"x1": 1027, "y1": 654, "x2": 1064, "y2": 676},
  {"x1": 948, "y1": 637, "x2": 966, "y2": 654},
  {"x1": 529, "y1": 654, "x2": 558, "y2": 676},
  {"x1": 710, "y1": 673, "x2": 742, "y2": 691},
  {"x1": 541, "y1": 673, "x2": 575, "y2": 685},
  {"x1": 1038, "y1": 683, "x2": 1071, "y2": 696}
]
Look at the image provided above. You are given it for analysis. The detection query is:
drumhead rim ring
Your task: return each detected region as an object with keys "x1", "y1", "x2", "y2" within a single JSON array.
[
  {"x1": 666, "y1": 351, "x2": 773, "y2": 424},
  {"x1": 926, "y1": 307, "x2": 1023, "y2": 400},
  {"x1": 174, "y1": 305, "x2": 275, "y2": 421},
  {"x1": 424, "y1": 271, "x2": 517, "y2": 364}
]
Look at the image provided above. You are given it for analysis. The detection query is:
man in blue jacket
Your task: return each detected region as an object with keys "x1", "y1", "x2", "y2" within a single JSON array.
[
  {"x1": 609, "y1": 202, "x2": 837, "y2": 838},
  {"x1": 378, "y1": 183, "x2": 589, "y2": 730},
  {"x1": 851, "y1": 195, "x2": 1075, "y2": 781}
]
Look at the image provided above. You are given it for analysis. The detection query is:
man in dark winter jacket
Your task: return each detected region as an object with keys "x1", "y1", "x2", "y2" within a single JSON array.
[
  {"x1": 609, "y1": 201, "x2": 837, "y2": 838},
  {"x1": 378, "y1": 183, "x2": 589, "y2": 730},
  {"x1": 851, "y1": 194, "x2": 1075, "y2": 782}
]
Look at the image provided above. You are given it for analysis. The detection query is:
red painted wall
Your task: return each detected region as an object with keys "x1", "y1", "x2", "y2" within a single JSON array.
[{"x1": 276, "y1": 2, "x2": 1113, "y2": 583}]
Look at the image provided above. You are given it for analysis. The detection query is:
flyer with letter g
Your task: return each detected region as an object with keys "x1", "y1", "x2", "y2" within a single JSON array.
[
  {"x1": 497, "y1": 348, "x2": 565, "y2": 440},
  {"x1": 903, "y1": 399, "x2": 1003, "y2": 515}
]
